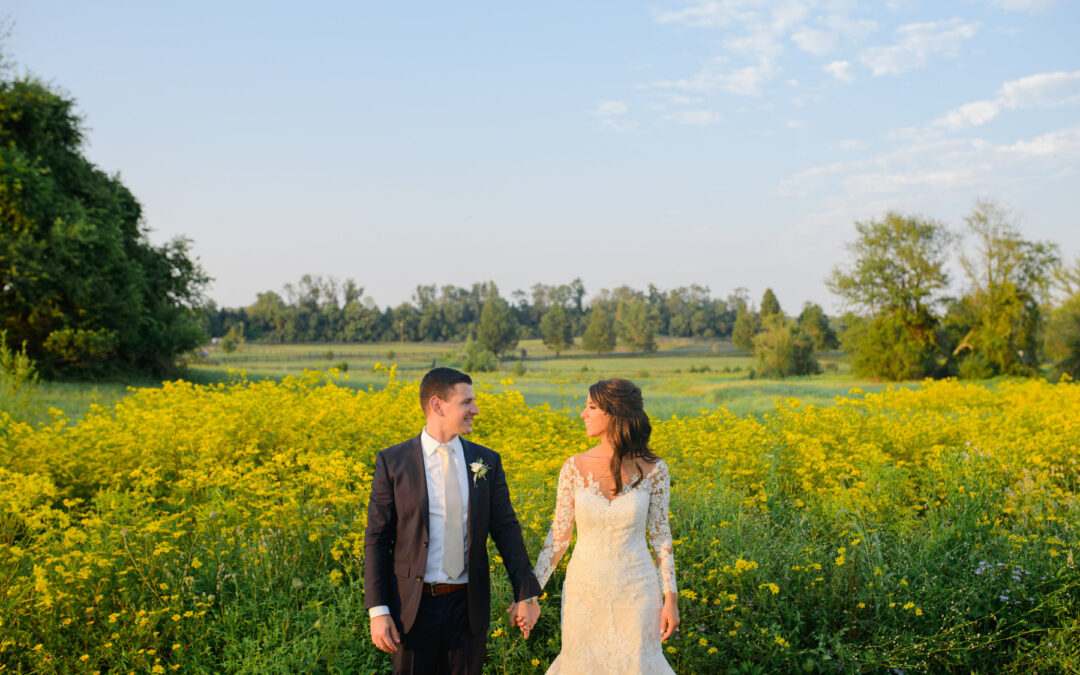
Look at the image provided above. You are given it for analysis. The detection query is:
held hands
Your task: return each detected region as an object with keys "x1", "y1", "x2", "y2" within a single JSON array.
[
  {"x1": 370, "y1": 614, "x2": 401, "y2": 653},
  {"x1": 506, "y1": 599, "x2": 541, "y2": 639},
  {"x1": 660, "y1": 592, "x2": 680, "y2": 641}
]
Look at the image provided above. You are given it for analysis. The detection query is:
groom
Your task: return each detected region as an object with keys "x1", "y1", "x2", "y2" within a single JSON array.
[{"x1": 365, "y1": 367, "x2": 542, "y2": 674}]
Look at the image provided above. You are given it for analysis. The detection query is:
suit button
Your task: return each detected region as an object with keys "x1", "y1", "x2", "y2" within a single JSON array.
[
  {"x1": 416, "y1": 576, "x2": 422, "y2": 582},
  {"x1": 423, "y1": 541, "x2": 428, "y2": 548}
]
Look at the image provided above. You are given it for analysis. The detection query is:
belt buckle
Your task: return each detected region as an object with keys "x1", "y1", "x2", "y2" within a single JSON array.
[{"x1": 428, "y1": 583, "x2": 441, "y2": 596}]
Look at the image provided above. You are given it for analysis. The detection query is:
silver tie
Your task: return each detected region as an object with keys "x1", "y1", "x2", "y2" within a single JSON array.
[{"x1": 438, "y1": 444, "x2": 465, "y2": 579}]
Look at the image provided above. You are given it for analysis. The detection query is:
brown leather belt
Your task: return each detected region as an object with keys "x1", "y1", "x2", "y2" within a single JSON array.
[{"x1": 422, "y1": 582, "x2": 467, "y2": 596}]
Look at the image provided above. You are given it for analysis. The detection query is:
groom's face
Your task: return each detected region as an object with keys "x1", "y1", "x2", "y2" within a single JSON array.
[{"x1": 436, "y1": 383, "x2": 479, "y2": 436}]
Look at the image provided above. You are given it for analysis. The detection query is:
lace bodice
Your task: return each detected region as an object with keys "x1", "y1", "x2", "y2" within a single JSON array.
[{"x1": 533, "y1": 456, "x2": 677, "y2": 594}]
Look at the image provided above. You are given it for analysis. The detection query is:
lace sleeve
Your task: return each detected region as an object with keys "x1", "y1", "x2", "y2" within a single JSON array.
[
  {"x1": 532, "y1": 458, "x2": 577, "y2": 590},
  {"x1": 647, "y1": 459, "x2": 677, "y2": 594}
]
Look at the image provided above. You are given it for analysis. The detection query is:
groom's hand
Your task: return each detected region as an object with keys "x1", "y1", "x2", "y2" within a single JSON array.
[
  {"x1": 370, "y1": 614, "x2": 401, "y2": 653},
  {"x1": 509, "y1": 599, "x2": 541, "y2": 639}
]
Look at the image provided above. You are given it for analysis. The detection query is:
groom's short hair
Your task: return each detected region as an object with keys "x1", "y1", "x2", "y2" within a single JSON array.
[{"x1": 420, "y1": 367, "x2": 473, "y2": 414}]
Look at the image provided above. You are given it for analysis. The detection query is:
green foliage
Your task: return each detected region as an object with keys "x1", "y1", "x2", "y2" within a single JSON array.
[
  {"x1": 954, "y1": 199, "x2": 1060, "y2": 376},
  {"x1": 841, "y1": 312, "x2": 940, "y2": 380},
  {"x1": 219, "y1": 324, "x2": 244, "y2": 354},
  {"x1": 511, "y1": 360, "x2": 526, "y2": 376},
  {"x1": 760, "y1": 288, "x2": 781, "y2": 317},
  {"x1": 461, "y1": 337, "x2": 497, "y2": 372},
  {"x1": 732, "y1": 309, "x2": 761, "y2": 351},
  {"x1": 797, "y1": 302, "x2": 839, "y2": 350},
  {"x1": 828, "y1": 212, "x2": 952, "y2": 380},
  {"x1": 539, "y1": 303, "x2": 573, "y2": 356},
  {"x1": 615, "y1": 297, "x2": 658, "y2": 352},
  {"x1": 41, "y1": 328, "x2": 118, "y2": 373},
  {"x1": 1046, "y1": 260, "x2": 1080, "y2": 378},
  {"x1": 476, "y1": 291, "x2": 519, "y2": 357},
  {"x1": 752, "y1": 315, "x2": 820, "y2": 378},
  {"x1": 0, "y1": 77, "x2": 209, "y2": 376},
  {"x1": 582, "y1": 306, "x2": 616, "y2": 354},
  {"x1": 0, "y1": 330, "x2": 38, "y2": 393}
]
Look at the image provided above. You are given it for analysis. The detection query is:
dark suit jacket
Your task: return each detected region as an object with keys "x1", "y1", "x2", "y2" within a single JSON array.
[{"x1": 364, "y1": 435, "x2": 541, "y2": 635}]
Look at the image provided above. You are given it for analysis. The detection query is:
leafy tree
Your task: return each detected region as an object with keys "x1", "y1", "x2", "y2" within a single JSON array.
[
  {"x1": 219, "y1": 324, "x2": 244, "y2": 354},
  {"x1": 797, "y1": 303, "x2": 839, "y2": 350},
  {"x1": 461, "y1": 337, "x2": 496, "y2": 372},
  {"x1": 1045, "y1": 256, "x2": 1080, "y2": 378},
  {"x1": 732, "y1": 309, "x2": 761, "y2": 351},
  {"x1": 582, "y1": 306, "x2": 616, "y2": 354},
  {"x1": 752, "y1": 315, "x2": 819, "y2": 378},
  {"x1": 539, "y1": 304, "x2": 573, "y2": 355},
  {"x1": 953, "y1": 200, "x2": 1060, "y2": 375},
  {"x1": 615, "y1": 297, "x2": 658, "y2": 352},
  {"x1": 760, "y1": 288, "x2": 781, "y2": 318},
  {"x1": 476, "y1": 290, "x2": 519, "y2": 357},
  {"x1": 827, "y1": 212, "x2": 953, "y2": 380},
  {"x1": 0, "y1": 76, "x2": 208, "y2": 375}
]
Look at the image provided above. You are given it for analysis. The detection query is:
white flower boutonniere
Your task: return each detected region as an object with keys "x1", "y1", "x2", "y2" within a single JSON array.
[{"x1": 470, "y1": 459, "x2": 491, "y2": 486}]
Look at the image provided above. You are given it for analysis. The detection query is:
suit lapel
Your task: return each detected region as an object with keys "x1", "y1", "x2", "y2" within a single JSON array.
[
  {"x1": 461, "y1": 440, "x2": 481, "y2": 546},
  {"x1": 409, "y1": 435, "x2": 430, "y2": 541}
]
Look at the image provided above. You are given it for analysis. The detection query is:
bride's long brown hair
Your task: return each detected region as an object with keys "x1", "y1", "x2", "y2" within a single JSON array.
[{"x1": 588, "y1": 378, "x2": 660, "y2": 495}]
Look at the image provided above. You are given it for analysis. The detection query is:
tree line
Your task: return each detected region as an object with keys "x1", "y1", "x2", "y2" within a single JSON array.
[{"x1": 202, "y1": 279, "x2": 747, "y2": 351}]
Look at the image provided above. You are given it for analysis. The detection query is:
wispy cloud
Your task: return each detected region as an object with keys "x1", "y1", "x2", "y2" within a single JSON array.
[
  {"x1": 592, "y1": 100, "x2": 638, "y2": 132},
  {"x1": 824, "y1": 60, "x2": 855, "y2": 83},
  {"x1": 650, "y1": 1, "x2": 879, "y2": 99},
  {"x1": 665, "y1": 109, "x2": 724, "y2": 126},
  {"x1": 931, "y1": 70, "x2": 1080, "y2": 131},
  {"x1": 996, "y1": 127, "x2": 1080, "y2": 157},
  {"x1": 859, "y1": 18, "x2": 980, "y2": 76},
  {"x1": 593, "y1": 100, "x2": 629, "y2": 116},
  {"x1": 983, "y1": 0, "x2": 1058, "y2": 12}
]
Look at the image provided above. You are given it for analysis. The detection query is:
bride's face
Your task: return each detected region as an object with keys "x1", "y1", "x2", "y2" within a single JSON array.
[{"x1": 580, "y1": 396, "x2": 610, "y2": 439}]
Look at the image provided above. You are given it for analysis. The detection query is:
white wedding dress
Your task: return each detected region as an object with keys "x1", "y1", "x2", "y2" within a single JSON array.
[{"x1": 533, "y1": 456, "x2": 677, "y2": 674}]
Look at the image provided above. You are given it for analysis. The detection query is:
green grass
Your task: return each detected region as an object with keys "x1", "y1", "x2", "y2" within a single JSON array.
[
  {"x1": 191, "y1": 337, "x2": 898, "y2": 419},
  {"x1": 3, "y1": 339, "x2": 914, "y2": 425}
]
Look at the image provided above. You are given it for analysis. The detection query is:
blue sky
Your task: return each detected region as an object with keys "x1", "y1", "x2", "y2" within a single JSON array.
[{"x1": 7, "y1": 1, "x2": 1079, "y2": 312}]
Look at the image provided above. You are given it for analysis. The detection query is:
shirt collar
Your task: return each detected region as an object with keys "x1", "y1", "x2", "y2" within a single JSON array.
[{"x1": 421, "y1": 427, "x2": 464, "y2": 457}]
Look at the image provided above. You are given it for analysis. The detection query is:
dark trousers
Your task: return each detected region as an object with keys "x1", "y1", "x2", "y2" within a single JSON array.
[{"x1": 392, "y1": 589, "x2": 486, "y2": 675}]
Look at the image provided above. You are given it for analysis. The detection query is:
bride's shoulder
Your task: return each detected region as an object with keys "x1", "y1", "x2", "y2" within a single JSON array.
[{"x1": 639, "y1": 456, "x2": 670, "y2": 479}]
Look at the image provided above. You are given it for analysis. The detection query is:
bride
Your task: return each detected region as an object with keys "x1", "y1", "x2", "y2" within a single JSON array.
[{"x1": 521, "y1": 378, "x2": 679, "y2": 673}]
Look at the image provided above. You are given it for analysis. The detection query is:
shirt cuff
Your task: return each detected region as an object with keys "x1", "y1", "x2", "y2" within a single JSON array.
[{"x1": 368, "y1": 605, "x2": 391, "y2": 619}]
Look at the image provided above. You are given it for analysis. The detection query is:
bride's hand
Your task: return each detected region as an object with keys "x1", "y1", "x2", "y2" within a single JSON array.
[{"x1": 660, "y1": 593, "x2": 679, "y2": 640}]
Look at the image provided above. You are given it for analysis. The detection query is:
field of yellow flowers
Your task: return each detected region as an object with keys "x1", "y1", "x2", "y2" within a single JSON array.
[{"x1": 1, "y1": 368, "x2": 1078, "y2": 673}]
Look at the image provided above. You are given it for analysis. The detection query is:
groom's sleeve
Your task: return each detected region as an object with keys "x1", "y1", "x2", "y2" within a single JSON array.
[
  {"x1": 486, "y1": 452, "x2": 542, "y2": 601},
  {"x1": 364, "y1": 449, "x2": 397, "y2": 611}
]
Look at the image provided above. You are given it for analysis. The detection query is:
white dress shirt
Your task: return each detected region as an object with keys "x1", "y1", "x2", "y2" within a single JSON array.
[{"x1": 369, "y1": 428, "x2": 471, "y2": 619}]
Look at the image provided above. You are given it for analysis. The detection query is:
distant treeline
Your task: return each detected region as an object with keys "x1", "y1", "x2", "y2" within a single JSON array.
[{"x1": 203, "y1": 279, "x2": 802, "y2": 347}]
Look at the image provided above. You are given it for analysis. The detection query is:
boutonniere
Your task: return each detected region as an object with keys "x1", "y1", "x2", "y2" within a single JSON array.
[{"x1": 469, "y1": 459, "x2": 491, "y2": 486}]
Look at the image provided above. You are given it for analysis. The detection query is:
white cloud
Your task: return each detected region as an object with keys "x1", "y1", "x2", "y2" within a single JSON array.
[
  {"x1": 593, "y1": 100, "x2": 629, "y2": 116},
  {"x1": 929, "y1": 70, "x2": 1080, "y2": 131},
  {"x1": 648, "y1": 56, "x2": 777, "y2": 97},
  {"x1": 999, "y1": 70, "x2": 1080, "y2": 108},
  {"x1": 649, "y1": 1, "x2": 879, "y2": 100},
  {"x1": 830, "y1": 139, "x2": 868, "y2": 151},
  {"x1": 599, "y1": 118, "x2": 640, "y2": 133},
  {"x1": 996, "y1": 127, "x2": 1080, "y2": 157},
  {"x1": 786, "y1": 119, "x2": 807, "y2": 129},
  {"x1": 654, "y1": 0, "x2": 761, "y2": 28},
  {"x1": 933, "y1": 100, "x2": 1001, "y2": 130},
  {"x1": 792, "y1": 27, "x2": 837, "y2": 56},
  {"x1": 983, "y1": 0, "x2": 1057, "y2": 12},
  {"x1": 665, "y1": 109, "x2": 724, "y2": 125},
  {"x1": 859, "y1": 18, "x2": 980, "y2": 76},
  {"x1": 824, "y1": 60, "x2": 855, "y2": 83}
]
